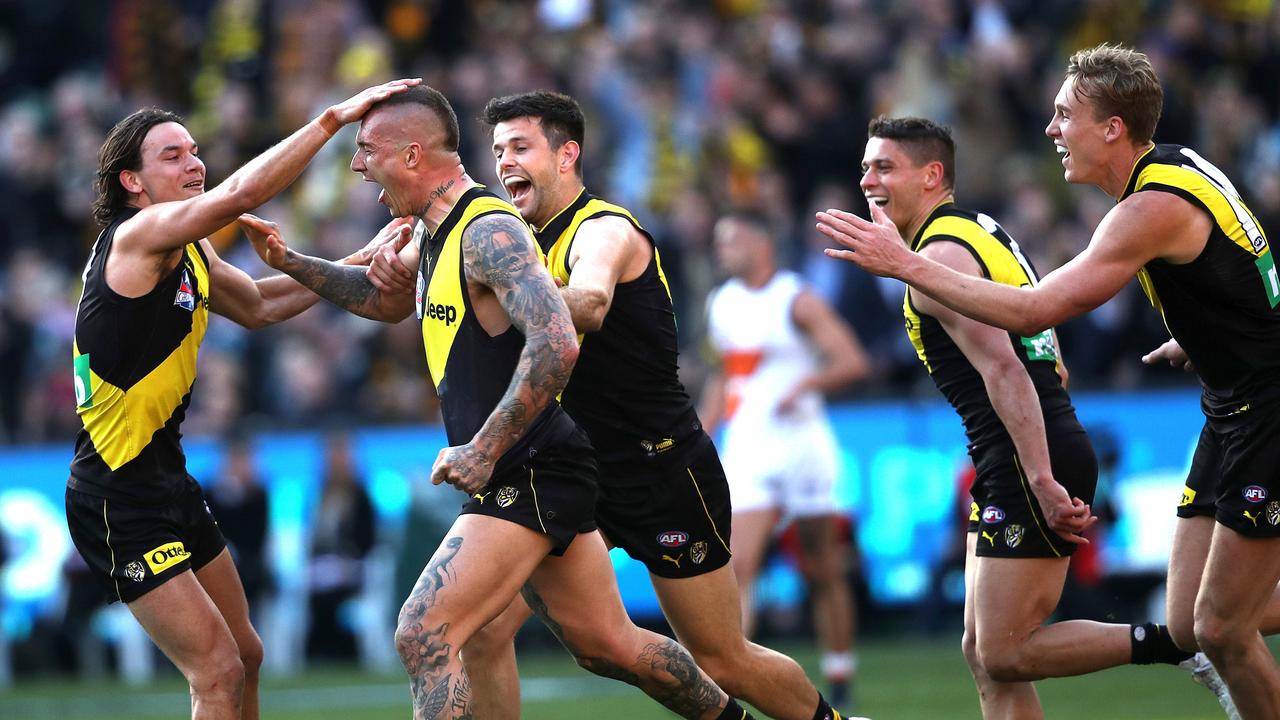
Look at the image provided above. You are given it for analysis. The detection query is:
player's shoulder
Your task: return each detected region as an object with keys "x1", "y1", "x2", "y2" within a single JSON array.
[{"x1": 1112, "y1": 188, "x2": 1203, "y2": 228}]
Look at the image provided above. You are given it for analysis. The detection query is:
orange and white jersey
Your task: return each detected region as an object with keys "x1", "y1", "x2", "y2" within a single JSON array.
[
  {"x1": 706, "y1": 270, "x2": 840, "y2": 516},
  {"x1": 706, "y1": 270, "x2": 826, "y2": 430}
]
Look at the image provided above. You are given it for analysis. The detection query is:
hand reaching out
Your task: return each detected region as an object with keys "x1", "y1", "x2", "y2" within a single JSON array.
[{"x1": 816, "y1": 201, "x2": 915, "y2": 278}]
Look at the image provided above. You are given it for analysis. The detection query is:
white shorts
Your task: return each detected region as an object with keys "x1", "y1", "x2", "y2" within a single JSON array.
[{"x1": 720, "y1": 421, "x2": 840, "y2": 517}]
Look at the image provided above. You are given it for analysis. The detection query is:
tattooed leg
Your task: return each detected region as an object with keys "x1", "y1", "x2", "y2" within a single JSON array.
[
  {"x1": 397, "y1": 538, "x2": 469, "y2": 720},
  {"x1": 394, "y1": 515, "x2": 554, "y2": 720},
  {"x1": 522, "y1": 532, "x2": 733, "y2": 720}
]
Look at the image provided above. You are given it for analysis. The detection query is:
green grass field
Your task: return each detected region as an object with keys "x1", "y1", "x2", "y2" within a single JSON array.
[{"x1": 0, "y1": 637, "x2": 1247, "y2": 719}]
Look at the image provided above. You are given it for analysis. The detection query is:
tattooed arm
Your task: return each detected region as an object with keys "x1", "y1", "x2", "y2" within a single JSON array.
[
  {"x1": 239, "y1": 213, "x2": 417, "y2": 322},
  {"x1": 428, "y1": 212, "x2": 579, "y2": 493}
]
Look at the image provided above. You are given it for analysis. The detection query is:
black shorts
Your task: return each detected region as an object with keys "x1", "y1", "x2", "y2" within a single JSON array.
[
  {"x1": 461, "y1": 428, "x2": 599, "y2": 556},
  {"x1": 594, "y1": 432, "x2": 733, "y2": 579},
  {"x1": 65, "y1": 475, "x2": 227, "y2": 604},
  {"x1": 967, "y1": 428, "x2": 1098, "y2": 559},
  {"x1": 1178, "y1": 402, "x2": 1280, "y2": 538}
]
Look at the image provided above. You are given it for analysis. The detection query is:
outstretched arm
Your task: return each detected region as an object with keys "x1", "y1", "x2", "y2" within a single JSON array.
[
  {"x1": 817, "y1": 192, "x2": 1208, "y2": 336},
  {"x1": 116, "y1": 78, "x2": 420, "y2": 256},
  {"x1": 428, "y1": 213, "x2": 579, "y2": 493},
  {"x1": 239, "y1": 214, "x2": 417, "y2": 322}
]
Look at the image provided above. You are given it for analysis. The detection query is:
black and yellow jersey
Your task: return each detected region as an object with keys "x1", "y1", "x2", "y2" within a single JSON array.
[
  {"x1": 1122, "y1": 144, "x2": 1280, "y2": 413},
  {"x1": 69, "y1": 208, "x2": 210, "y2": 502},
  {"x1": 905, "y1": 202, "x2": 1077, "y2": 470},
  {"x1": 534, "y1": 189, "x2": 699, "y2": 465},
  {"x1": 418, "y1": 186, "x2": 576, "y2": 473}
]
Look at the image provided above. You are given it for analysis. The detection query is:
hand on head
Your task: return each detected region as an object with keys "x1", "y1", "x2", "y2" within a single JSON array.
[{"x1": 327, "y1": 78, "x2": 424, "y2": 128}]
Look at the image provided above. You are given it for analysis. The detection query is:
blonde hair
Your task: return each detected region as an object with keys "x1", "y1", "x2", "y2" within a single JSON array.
[{"x1": 1066, "y1": 44, "x2": 1163, "y2": 143}]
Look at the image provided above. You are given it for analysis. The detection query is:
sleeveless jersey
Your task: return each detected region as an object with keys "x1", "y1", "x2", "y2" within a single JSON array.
[
  {"x1": 706, "y1": 270, "x2": 832, "y2": 435},
  {"x1": 534, "y1": 189, "x2": 699, "y2": 464},
  {"x1": 69, "y1": 208, "x2": 210, "y2": 502},
  {"x1": 905, "y1": 202, "x2": 1077, "y2": 470},
  {"x1": 417, "y1": 186, "x2": 575, "y2": 473},
  {"x1": 1122, "y1": 144, "x2": 1280, "y2": 413}
]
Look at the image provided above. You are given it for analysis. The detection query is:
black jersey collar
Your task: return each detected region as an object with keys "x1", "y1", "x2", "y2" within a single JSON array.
[
  {"x1": 909, "y1": 199, "x2": 957, "y2": 252},
  {"x1": 1119, "y1": 143, "x2": 1159, "y2": 202},
  {"x1": 426, "y1": 185, "x2": 491, "y2": 246}
]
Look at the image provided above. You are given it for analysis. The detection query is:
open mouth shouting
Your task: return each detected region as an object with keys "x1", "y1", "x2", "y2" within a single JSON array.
[{"x1": 503, "y1": 175, "x2": 533, "y2": 204}]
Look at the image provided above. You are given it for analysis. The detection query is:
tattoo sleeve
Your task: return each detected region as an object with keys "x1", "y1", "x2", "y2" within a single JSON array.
[
  {"x1": 521, "y1": 582, "x2": 723, "y2": 719},
  {"x1": 283, "y1": 250, "x2": 411, "y2": 322},
  {"x1": 461, "y1": 213, "x2": 578, "y2": 458}
]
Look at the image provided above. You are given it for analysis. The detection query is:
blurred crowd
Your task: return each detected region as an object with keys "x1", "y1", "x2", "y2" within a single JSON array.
[{"x1": 3, "y1": 0, "x2": 1279, "y2": 445}]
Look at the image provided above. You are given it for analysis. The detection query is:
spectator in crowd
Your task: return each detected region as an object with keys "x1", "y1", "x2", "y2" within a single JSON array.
[
  {"x1": 206, "y1": 433, "x2": 272, "y2": 620},
  {"x1": 306, "y1": 432, "x2": 376, "y2": 663}
]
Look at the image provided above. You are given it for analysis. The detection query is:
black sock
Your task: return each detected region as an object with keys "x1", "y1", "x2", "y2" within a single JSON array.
[
  {"x1": 1130, "y1": 622, "x2": 1194, "y2": 665},
  {"x1": 812, "y1": 693, "x2": 839, "y2": 720},
  {"x1": 717, "y1": 698, "x2": 755, "y2": 720}
]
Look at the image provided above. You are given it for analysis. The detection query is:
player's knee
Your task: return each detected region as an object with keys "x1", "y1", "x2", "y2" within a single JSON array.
[
  {"x1": 189, "y1": 646, "x2": 246, "y2": 702},
  {"x1": 395, "y1": 605, "x2": 451, "y2": 674},
  {"x1": 1193, "y1": 610, "x2": 1245, "y2": 660},
  {"x1": 976, "y1": 637, "x2": 1035, "y2": 682},
  {"x1": 237, "y1": 630, "x2": 264, "y2": 678},
  {"x1": 1167, "y1": 615, "x2": 1198, "y2": 652},
  {"x1": 960, "y1": 628, "x2": 981, "y2": 672},
  {"x1": 570, "y1": 636, "x2": 631, "y2": 674},
  {"x1": 461, "y1": 622, "x2": 515, "y2": 669},
  {"x1": 685, "y1": 648, "x2": 743, "y2": 697}
]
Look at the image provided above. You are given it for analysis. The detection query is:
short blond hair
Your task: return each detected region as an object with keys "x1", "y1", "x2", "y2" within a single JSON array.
[{"x1": 1066, "y1": 44, "x2": 1163, "y2": 143}]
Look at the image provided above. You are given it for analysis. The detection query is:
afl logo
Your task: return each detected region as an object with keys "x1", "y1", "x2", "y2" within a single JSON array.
[
  {"x1": 657, "y1": 531, "x2": 689, "y2": 548},
  {"x1": 1244, "y1": 485, "x2": 1268, "y2": 503},
  {"x1": 981, "y1": 506, "x2": 1005, "y2": 524}
]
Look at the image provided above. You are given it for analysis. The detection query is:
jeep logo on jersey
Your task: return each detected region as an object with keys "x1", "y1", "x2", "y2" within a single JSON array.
[
  {"x1": 174, "y1": 269, "x2": 196, "y2": 311},
  {"x1": 425, "y1": 297, "x2": 458, "y2": 326},
  {"x1": 981, "y1": 506, "x2": 1005, "y2": 524},
  {"x1": 1244, "y1": 485, "x2": 1269, "y2": 503},
  {"x1": 657, "y1": 531, "x2": 689, "y2": 548},
  {"x1": 143, "y1": 542, "x2": 190, "y2": 575}
]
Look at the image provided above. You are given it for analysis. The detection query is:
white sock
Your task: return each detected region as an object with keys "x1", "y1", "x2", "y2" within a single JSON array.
[{"x1": 821, "y1": 651, "x2": 856, "y2": 680}]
